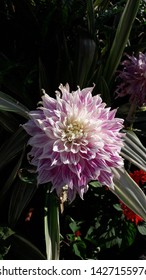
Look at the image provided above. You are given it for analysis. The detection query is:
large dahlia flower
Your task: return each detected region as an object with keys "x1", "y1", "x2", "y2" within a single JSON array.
[
  {"x1": 116, "y1": 52, "x2": 146, "y2": 106},
  {"x1": 23, "y1": 84, "x2": 124, "y2": 201}
]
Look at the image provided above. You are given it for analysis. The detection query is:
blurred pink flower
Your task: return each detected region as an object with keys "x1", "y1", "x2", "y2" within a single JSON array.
[
  {"x1": 116, "y1": 52, "x2": 146, "y2": 106},
  {"x1": 23, "y1": 84, "x2": 124, "y2": 201}
]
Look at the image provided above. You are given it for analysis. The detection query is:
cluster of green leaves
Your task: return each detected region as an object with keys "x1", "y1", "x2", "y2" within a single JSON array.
[
  {"x1": 1, "y1": 229, "x2": 46, "y2": 260},
  {"x1": 0, "y1": 0, "x2": 145, "y2": 102},
  {"x1": 60, "y1": 184, "x2": 146, "y2": 260},
  {"x1": 0, "y1": 227, "x2": 14, "y2": 259}
]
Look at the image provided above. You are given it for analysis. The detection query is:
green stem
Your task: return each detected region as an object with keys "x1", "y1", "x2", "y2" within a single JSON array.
[
  {"x1": 125, "y1": 101, "x2": 137, "y2": 172},
  {"x1": 126, "y1": 101, "x2": 137, "y2": 128},
  {"x1": 44, "y1": 188, "x2": 60, "y2": 260}
]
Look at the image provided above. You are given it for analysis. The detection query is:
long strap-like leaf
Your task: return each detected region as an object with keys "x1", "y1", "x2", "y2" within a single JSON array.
[
  {"x1": 0, "y1": 127, "x2": 28, "y2": 170},
  {"x1": 103, "y1": 0, "x2": 140, "y2": 84},
  {"x1": 44, "y1": 190, "x2": 60, "y2": 260},
  {"x1": 121, "y1": 130, "x2": 146, "y2": 171},
  {"x1": 0, "y1": 91, "x2": 29, "y2": 119},
  {"x1": 112, "y1": 168, "x2": 146, "y2": 221}
]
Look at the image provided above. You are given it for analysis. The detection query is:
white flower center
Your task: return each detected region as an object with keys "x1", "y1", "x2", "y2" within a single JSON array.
[{"x1": 64, "y1": 120, "x2": 85, "y2": 142}]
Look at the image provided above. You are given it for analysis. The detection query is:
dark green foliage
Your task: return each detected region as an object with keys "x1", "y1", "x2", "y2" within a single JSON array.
[
  {"x1": 59, "y1": 185, "x2": 145, "y2": 260},
  {"x1": 0, "y1": 0, "x2": 146, "y2": 259},
  {"x1": 0, "y1": 227, "x2": 14, "y2": 259}
]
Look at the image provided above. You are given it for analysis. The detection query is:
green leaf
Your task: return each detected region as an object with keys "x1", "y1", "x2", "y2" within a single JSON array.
[
  {"x1": 0, "y1": 227, "x2": 14, "y2": 259},
  {"x1": 117, "y1": 237, "x2": 122, "y2": 248},
  {"x1": 73, "y1": 243, "x2": 83, "y2": 259},
  {"x1": 121, "y1": 221, "x2": 137, "y2": 248},
  {"x1": 44, "y1": 190, "x2": 60, "y2": 260},
  {"x1": 113, "y1": 204, "x2": 122, "y2": 212},
  {"x1": 121, "y1": 145, "x2": 146, "y2": 172},
  {"x1": 87, "y1": 0, "x2": 95, "y2": 36},
  {"x1": 124, "y1": 130, "x2": 146, "y2": 154},
  {"x1": 18, "y1": 167, "x2": 37, "y2": 184},
  {"x1": 67, "y1": 233, "x2": 76, "y2": 242},
  {"x1": 7, "y1": 234, "x2": 46, "y2": 260},
  {"x1": 0, "y1": 243, "x2": 11, "y2": 260},
  {"x1": 0, "y1": 111, "x2": 19, "y2": 133},
  {"x1": 69, "y1": 221, "x2": 80, "y2": 233},
  {"x1": 0, "y1": 127, "x2": 28, "y2": 170},
  {"x1": 93, "y1": 0, "x2": 109, "y2": 9},
  {"x1": 121, "y1": 130, "x2": 146, "y2": 171},
  {"x1": 39, "y1": 58, "x2": 50, "y2": 92},
  {"x1": 0, "y1": 90, "x2": 29, "y2": 119},
  {"x1": 85, "y1": 226, "x2": 95, "y2": 239},
  {"x1": 8, "y1": 180, "x2": 37, "y2": 228},
  {"x1": 112, "y1": 168, "x2": 146, "y2": 221},
  {"x1": 96, "y1": 76, "x2": 111, "y2": 106},
  {"x1": 0, "y1": 151, "x2": 24, "y2": 204},
  {"x1": 137, "y1": 222, "x2": 146, "y2": 235},
  {"x1": 75, "y1": 33, "x2": 97, "y2": 88},
  {"x1": 99, "y1": 226, "x2": 118, "y2": 249},
  {"x1": 103, "y1": 0, "x2": 141, "y2": 84},
  {"x1": 89, "y1": 180, "x2": 102, "y2": 188},
  {"x1": 104, "y1": 238, "x2": 118, "y2": 249},
  {"x1": 0, "y1": 227, "x2": 14, "y2": 240}
]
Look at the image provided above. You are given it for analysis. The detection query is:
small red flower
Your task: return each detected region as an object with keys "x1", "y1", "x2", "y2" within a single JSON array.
[
  {"x1": 120, "y1": 169, "x2": 145, "y2": 225},
  {"x1": 120, "y1": 201, "x2": 143, "y2": 225},
  {"x1": 129, "y1": 169, "x2": 146, "y2": 185},
  {"x1": 74, "y1": 230, "x2": 81, "y2": 237}
]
